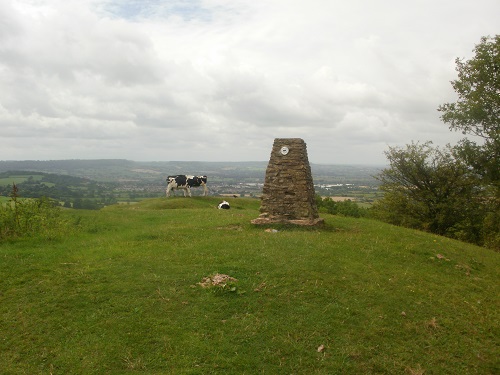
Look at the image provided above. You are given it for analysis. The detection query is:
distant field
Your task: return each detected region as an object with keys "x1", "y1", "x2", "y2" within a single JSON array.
[
  {"x1": 1, "y1": 197, "x2": 498, "y2": 374},
  {"x1": 0, "y1": 174, "x2": 43, "y2": 185}
]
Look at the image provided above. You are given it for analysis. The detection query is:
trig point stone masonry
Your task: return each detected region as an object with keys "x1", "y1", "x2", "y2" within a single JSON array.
[{"x1": 251, "y1": 138, "x2": 324, "y2": 226}]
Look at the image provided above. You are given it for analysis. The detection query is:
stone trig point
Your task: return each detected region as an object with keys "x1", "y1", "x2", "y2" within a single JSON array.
[{"x1": 251, "y1": 138, "x2": 324, "y2": 226}]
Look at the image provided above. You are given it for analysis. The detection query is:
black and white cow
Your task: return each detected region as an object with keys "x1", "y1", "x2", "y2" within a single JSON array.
[
  {"x1": 217, "y1": 200, "x2": 230, "y2": 209},
  {"x1": 166, "y1": 175, "x2": 208, "y2": 197}
]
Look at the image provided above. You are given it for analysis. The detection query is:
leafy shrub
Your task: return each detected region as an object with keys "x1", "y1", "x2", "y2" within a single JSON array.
[{"x1": 372, "y1": 142, "x2": 499, "y2": 250}]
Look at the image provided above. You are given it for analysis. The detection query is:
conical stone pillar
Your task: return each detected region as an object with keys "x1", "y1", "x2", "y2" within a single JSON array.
[{"x1": 251, "y1": 138, "x2": 324, "y2": 226}]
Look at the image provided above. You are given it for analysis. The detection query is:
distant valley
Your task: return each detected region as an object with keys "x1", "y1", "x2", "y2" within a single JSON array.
[{"x1": 0, "y1": 159, "x2": 383, "y2": 207}]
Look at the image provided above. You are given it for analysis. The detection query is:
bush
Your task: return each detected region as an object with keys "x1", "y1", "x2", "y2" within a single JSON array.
[{"x1": 372, "y1": 142, "x2": 498, "y2": 249}]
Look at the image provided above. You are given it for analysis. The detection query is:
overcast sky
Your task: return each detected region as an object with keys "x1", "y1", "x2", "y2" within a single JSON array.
[{"x1": 1, "y1": 0, "x2": 498, "y2": 164}]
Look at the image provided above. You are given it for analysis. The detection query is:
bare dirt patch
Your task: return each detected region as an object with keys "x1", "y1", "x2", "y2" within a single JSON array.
[{"x1": 198, "y1": 274, "x2": 238, "y2": 288}]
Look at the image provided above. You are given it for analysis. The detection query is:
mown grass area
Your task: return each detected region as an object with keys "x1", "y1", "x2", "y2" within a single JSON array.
[{"x1": 1, "y1": 197, "x2": 498, "y2": 374}]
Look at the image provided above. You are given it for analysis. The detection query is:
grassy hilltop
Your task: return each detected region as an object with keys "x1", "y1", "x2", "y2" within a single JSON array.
[{"x1": 1, "y1": 197, "x2": 498, "y2": 374}]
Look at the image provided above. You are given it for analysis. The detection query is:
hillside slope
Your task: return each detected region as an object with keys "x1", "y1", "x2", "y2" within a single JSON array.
[{"x1": 1, "y1": 197, "x2": 498, "y2": 374}]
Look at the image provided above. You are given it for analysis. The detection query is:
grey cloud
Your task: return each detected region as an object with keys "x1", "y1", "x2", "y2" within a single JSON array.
[{"x1": 1, "y1": 0, "x2": 499, "y2": 164}]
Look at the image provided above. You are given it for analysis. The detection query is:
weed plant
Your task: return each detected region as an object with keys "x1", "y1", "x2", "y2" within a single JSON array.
[
  {"x1": 0, "y1": 197, "x2": 498, "y2": 374},
  {"x1": 0, "y1": 184, "x2": 72, "y2": 240}
]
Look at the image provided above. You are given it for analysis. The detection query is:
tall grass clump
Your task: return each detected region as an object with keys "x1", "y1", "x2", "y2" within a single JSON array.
[{"x1": 0, "y1": 183, "x2": 70, "y2": 240}]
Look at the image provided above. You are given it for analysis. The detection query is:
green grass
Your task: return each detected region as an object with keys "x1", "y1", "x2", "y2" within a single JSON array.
[{"x1": 1, "y1": 197, "x2": 499, "y2": 374}]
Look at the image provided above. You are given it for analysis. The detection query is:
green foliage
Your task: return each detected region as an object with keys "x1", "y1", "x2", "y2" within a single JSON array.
[
  {"x1": 316, "y1": 195, "x2": 368, "y2": 218},
  {"x1": 438, "y1": 35, "x2": 499, "y2": 141},
  {"x1": 437, "y1": 35, "x2": 499, "y2": 247},
  {"x1": 372, "y1": 142, "x2": 496, "y2": 247},
  {"x1": 0, "y1": 198, "x2": 498, "y2": 374},
  {"x1": 0, "y1": 184, "x2": 71, "y2": 240},
  {"x1": 373, "y1": 35, "x2": 500, "y2": 248}
]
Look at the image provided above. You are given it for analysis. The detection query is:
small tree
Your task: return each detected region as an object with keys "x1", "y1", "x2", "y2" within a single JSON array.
[
  {"x1": 438, "y1": 35, "x2": 499, "y2": 247},
  {"x1": 438, "y1": 35, "x2": 499, "y2": 186}
]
